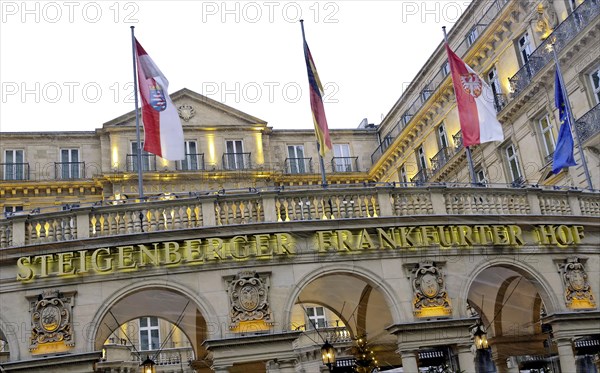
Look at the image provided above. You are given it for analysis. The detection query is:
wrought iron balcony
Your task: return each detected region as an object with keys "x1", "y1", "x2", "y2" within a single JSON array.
[
  {"x1": 509, "y1": 0, "x2": 600, "y2": 97},
  {"x1": 332, "y1": 157, "x2": 359, "y2": 172},
  {"x1": 284, "y1": 157, "x2": 313, "y2": 174},
  {"x1": 370, "y1": 0, "x2": 509, "y2": 165},
  {"x1": 222, "y1": 152, "x2": 251, "y2": 170},
  {"x1": 494, "y1": 93, "x2": 507, "y2": 113},
  {"x1": 126, "y1": 154, "x2": 157, "y2": 172},
  {"x1": 55, "y1": 162, "x2": 85, "y2": 179},
  {"x1": 430, "y1": 147, "x2": 454, "y2": 174},
  {"x1": 410, "y1": 168, "x2": 432, "y2": 184},
  {"x1": 177, "y1": 153, "x2": 205, "y2": 171},
  {"x1": 1, "y1": 163, "x2": 29, "y2": 181},
  {"x1": 575, "y1": 103, "x2": 600, "y2": 143}
]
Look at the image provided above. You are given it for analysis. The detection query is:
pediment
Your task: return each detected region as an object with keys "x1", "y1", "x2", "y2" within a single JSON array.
[{"x1": 103, "y1": 88, "x2": 267, "y2": 129}]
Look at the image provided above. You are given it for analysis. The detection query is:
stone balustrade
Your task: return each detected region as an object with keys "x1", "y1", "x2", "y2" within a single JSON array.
[{"x1": 0, "y1": 186, "x2": 598, "y2": 249}]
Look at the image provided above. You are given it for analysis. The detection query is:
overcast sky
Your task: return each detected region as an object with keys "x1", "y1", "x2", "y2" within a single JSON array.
[{"x1": 1, "y1": 1, "x2": 470, "y2": 133}]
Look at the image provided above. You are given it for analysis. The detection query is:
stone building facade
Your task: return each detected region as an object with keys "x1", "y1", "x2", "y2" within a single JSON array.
[{"x1": 1, "y1": 0, "x2": 599, "y2": 372}]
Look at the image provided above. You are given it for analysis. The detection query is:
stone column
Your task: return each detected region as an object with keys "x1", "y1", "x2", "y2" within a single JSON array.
[
  {"x1": 556, "y1": 338, "x2": 576, "y2": 373},
  {"x1": 456, "y1": 344, "x2": 476, "y2": 373},
  {"x1": 400, "y1": 350, "x2": 419, "y2": 373}
]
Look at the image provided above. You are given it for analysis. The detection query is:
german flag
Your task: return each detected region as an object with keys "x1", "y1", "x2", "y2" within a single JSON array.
[{"x1": 301, "y1": 22, "x2": 332, "y2": 157}]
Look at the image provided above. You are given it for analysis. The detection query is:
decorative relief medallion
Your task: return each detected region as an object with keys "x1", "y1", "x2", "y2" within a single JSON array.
[
  {"x1": 560, "y1": 257, "x2": 596, "y2": 309},
  {"x1": 177, "y1": 105, "x2": 195, "y2": 122},
  {"x1": 28, "y1": 290, "x2": 75, "y2": 351},
  {"x1": 227, "y1": 271, "x2": 273, "y2": 329},
  {"x1": 411, "y1": 262, "x2": 452, "y2": 318}
]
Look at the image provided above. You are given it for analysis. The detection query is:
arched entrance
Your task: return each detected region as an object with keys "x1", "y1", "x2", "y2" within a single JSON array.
[
  {"x1": 93, "y1": 286, "x2": 213, "y2": 372},
  {"x1": 289, "y1": 270, "x2": 401, "y2": 372}
]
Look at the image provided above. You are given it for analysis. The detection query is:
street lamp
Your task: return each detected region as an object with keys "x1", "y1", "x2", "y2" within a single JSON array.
[
  {"x1": 141, "y1": 355, "x2": 156, "y2": 373},
  {"x1": 473, "y1": 321, "x2": 489, "y2": 350},
  {"x1": 321, "y1": 340, "x2": 336, "y2": 372}
]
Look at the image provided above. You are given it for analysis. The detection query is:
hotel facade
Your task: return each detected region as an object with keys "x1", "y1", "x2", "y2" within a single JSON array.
[{"x1": 1, "y1": 0, "x2": 599, "y2": 372}]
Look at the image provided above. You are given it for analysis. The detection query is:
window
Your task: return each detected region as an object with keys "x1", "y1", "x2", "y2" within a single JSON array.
[
  {"x1": 398, "y1": 165, "x2": 408, "y2": 184},
  {"x1": 131, "y1": 142, "x2": 155, "y2": 172},
  {"x1": 475, "y1": 167, "x2": 488, "y2": 185},
  {"x1": 4, "y1": 205, "x2": 23, "y2": 217},
  {"x1": 225, "y1": 140, "x2": 245, "y2": 170},
  {"x1": 538, "y1": 114, "x2": 556, "y2": 162},
  {"x1": 60, "y1": 149, "x2": 80, "y2": 179},
  {"x1": 179, "y1": 140, "x2": 200, "y2": 171},
  {"x1": 466, "y1": 26, "x2": 479, "y2": 46},
  {"x1": 487, "y1": 67, "x2": 503, "y2": 111},
  {"x1": 402, "y1": 113, "x2": 413, "y2": 126},
  {"x1": 505, "y1": 143, "x2": 522, "y2": 182},
  {"x1": 306, "y1": 306, "x2": 326, "y2": 329},
  {"x1": 417, "y1": 146, "x2": 427, "y2": 170},
  {"x1": 441, "y1": 61, "x2": 450, "y2": 76},
  {"x1": 421, "y1": 87, "x2": 433, "y2": 102},
  {"x1": 139, "y1": 317, "x2": 160, "y2": 351},
  {"x1": 569, "y1": 0, "x2": 579, "y2": 12},
  {"x1": 517, "y1": 32, "x2": 533, "y2": 65},
  {"x1": 437, "y1": 123, "x2": 449, "y2": 149},
  {"x1": 287, "y1": 145, "x2": 306, "y2": 174},
  {"x1": 61, "y1": 203, "x2": 80, "y2": 211},
  {"x1": 590, "y1": 66, "x2": 600, "y2": 105},
  {"x1": 4, "y1": 149, "x2": 24, "y2": 180},
  {"x1": 333, "y1": 144, "x2": 352, "y2": 172}
]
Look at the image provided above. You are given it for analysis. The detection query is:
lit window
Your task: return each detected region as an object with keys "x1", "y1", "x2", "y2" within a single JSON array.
[
  {"x1": 417, "y1": 146, "x2": 427, "y2": 170},
  {"x1": 517, "y1": 32, "x2": 533, "y2": 65},
  {"x1": 438, "y1": 123, "x2": 449, "y2": 149}
]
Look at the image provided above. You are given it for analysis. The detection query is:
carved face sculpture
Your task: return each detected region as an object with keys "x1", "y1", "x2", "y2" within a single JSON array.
[
  {"x1": 421, "y1": 273, "x2": 440, "y2": 298},
  {"x1": 568, "y1": 269, "x2": 586, "y2": 291},
  {"x1": 239, "y1": 285, "x2": 259, "y2": 311}
]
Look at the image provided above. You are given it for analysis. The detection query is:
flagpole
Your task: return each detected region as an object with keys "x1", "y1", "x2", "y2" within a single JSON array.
[
  {"x1": 443, "y1": 26, "x2": 477, "y2": 185},
  {"x1": 300, "y1": 20, "x2": 328, "y2": 188},
  {"x1": 130, "y1": 26, "x2": 145, "y2": 199},
  {"x1": 552, "y1": 44, "x2": 593, "y2": 190}
]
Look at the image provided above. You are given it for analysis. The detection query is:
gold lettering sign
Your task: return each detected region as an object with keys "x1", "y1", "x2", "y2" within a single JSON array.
[{"x1": 15, "y1": 225, "x2": 585, "y2": 282}]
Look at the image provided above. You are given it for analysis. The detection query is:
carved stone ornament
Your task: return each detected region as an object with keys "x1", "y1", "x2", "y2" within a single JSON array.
[
  {"x1": 412, "y1": 262, "x2": 452, "y2": 318},
  {"x1": 560, "y1": 257, "x2": 596, "y2": 309},
  {"x1": 177, "y1": 104, "x2": 195, "y2": 122},
  {"x1": 534, "y1": 0, "x2": 558, "y2": 39},
  {"x1": 28, "y1": 290, "x2": 75, "y2": 351},
  {"x1": 227, "y1": 271, "x2": 273, "y2": 328}
]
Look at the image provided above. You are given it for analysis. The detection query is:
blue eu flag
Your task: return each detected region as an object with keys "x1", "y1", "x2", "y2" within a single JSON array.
[{"x1": 552, "y1": 69, "x2": 577, "y2": 174}]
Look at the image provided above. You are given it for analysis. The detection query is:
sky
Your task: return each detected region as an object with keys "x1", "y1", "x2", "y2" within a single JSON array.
[{"x1": 0, "y1": 1, "x2": 471, "y2": 133}]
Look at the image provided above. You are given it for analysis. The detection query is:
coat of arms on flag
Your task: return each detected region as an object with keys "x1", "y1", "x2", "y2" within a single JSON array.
[
  {"x1": 149, "y1": 84, "x2": 167, "y2": 112},
  {"x1": 460, "y1": 73, "x2": 483, "y2": 98}
]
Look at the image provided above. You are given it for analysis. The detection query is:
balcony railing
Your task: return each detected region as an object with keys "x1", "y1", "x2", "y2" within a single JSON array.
[
  {"x1": 430, "y1": 147, "x2": 454, "y2": 174},
  {"x1": 494, "y1": 93, "x2": 508, "y2": 113},
  {"x1": 177, "y1": 153, "x2": 205, "y2": 171},
  {"x1": 222, "y1": 152, "x2": 251, "y2": 170},
  {"x1": 284, "y1": 158, "x2": 313, "y2": 174},
  {"x1": 575, "y1": 103, "x2": 600, "y2": 143},
  {"x1": 509, "y1": 0, "x2": 600, "y2": 96},
  {"x1": 1, "y1": 163, "x2": 29, "y2": 181},
  {"x1": 332, "y1": 157, "x2": 359, "y2": 172},
  {"x1": 411, "y1": 168, "x2": 432, "y2": 184},
  {"x1": 131, "y1": 347, "x2": 194, "y2": 366},
  {"x1": 1, "y1": 184, "x2": 598, "y2": 248},
  {"x1": 55, "y1": 162, "x2": 85, "y2": 179},
  {"x1": 370, "y1": 0, "x2": 510, "y2": 164},
  {"x1": 127, "y1": 154, "x2": 157, "y2": 172}
]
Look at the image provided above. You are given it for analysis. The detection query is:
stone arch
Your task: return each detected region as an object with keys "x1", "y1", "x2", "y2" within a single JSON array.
[
  {"x1": 87, "y1": 279, "x2": 220, "y2": 355},
  {"x1": 458, "y1": 257, "x2": 561, "y2": 318},
  {"x1": 0, "y1": 313, "x2": 19, "y2": 361},
  {"x1": 283, "y1": 263, "x2": 405, "y2": 329}
]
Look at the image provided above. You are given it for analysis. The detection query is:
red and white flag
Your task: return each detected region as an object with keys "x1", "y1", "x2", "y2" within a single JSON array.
[
  {"x1": 134, "y1": 38, "x2": 185, "y2": 161},
  {"x1": 445, "y1": 44, "x2": 504, "y2": 147}
]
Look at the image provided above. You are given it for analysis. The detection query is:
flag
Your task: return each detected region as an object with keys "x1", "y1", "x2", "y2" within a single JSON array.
[
  {"x1": 134, "y1": 38, "x2": 185, "y2": 161},
  {"x1": 552, "y1": 68, "x2": 577, "y2": 174},
  {"x1": 302, "y1": 29, "x2": 332, "y2": 157},
  {"x1": 445, "y1": 44, "x2": 504, "y2": 147}
]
